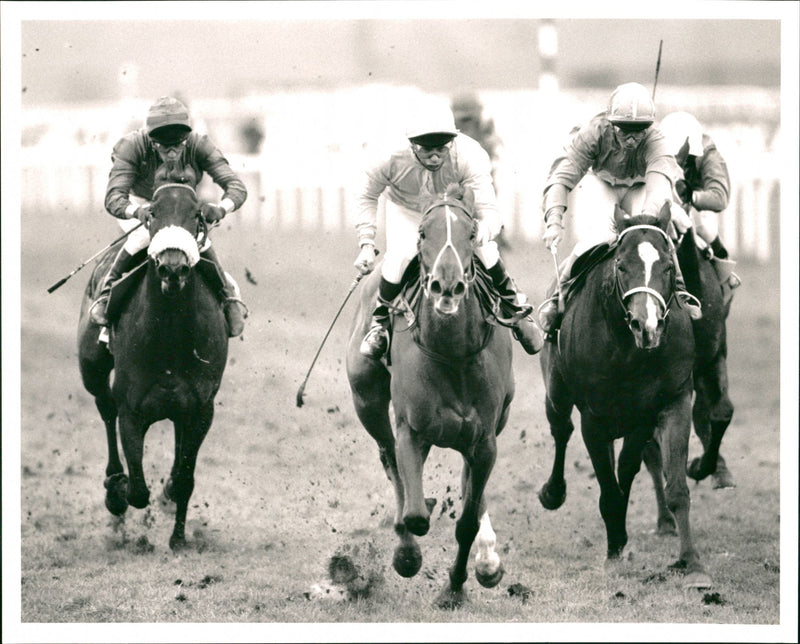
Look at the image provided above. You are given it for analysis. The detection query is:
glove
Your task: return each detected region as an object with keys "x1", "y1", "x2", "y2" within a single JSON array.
[
  {"x1": 475, "y1": 220, "x2": 491, "y2": 246},
  {"x1": 675, "y1": 179, "x2": 693, "y2": 206},
  {"x1": 354, "y1": 243, "x2": 377, "y2": 275},
  {"x1": 542, "y1": 207, "x2": 565, "y2": 251},
  {"x1": 134, "y1": 205, "x2": 153, "y2": 227},
  {"x1": 201, "y1": 203, "x2": 227, "y2": 223}
]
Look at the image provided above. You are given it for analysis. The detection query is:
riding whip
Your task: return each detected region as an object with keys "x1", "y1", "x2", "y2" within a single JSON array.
[
  {"x1": 47, "y1": 221, "x2": 144, "y2": 294},
  {"x1": 652, "y1": 39, "x2": 663, "y2": 100},
  {"x1": 296, "y1": 249, "x2": 378, "y2": 408}
]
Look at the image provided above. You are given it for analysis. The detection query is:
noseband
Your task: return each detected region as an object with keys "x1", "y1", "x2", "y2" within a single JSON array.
[
  {"x1": 419, "y1": 199, "x2": 476, "y2": 298},
  {"x1": 613, "y1": 224, "x2": 674, "y2": 321}
]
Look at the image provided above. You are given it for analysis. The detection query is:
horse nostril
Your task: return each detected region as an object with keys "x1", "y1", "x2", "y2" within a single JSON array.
[
  {"x1": 453, "y1": 281, "x2": 466, "y2": 297},
  {"x1": 156, "y1": 264, "x2": 169, "y2": 280},
  {"x1": 429, "y1": 279, "x2": 442, "y2": 295},
  {"x1": 179, "y1": 265, "x2": 190, "y2": 278},
  {"x1": 630, "y1": 318, "x2": 642, "y2": 333}
]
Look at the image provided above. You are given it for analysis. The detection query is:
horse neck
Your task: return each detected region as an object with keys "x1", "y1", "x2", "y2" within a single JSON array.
[{"x1": 417, "y1": 288, "x2": 487, "y2": 359}]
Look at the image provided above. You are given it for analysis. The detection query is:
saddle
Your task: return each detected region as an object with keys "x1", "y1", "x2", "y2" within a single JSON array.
[{"x1": 106, "y1": 251, "x2": 227, "y2": 323}]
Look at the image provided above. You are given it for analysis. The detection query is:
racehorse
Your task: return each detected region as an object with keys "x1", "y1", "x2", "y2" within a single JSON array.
[
  {"x1": 345, "y1": 184, "x2": 515, "y2": 608},
  {"x1": 538, "y1": 202, "x2": 712, "y2": 589},
  {"x1": 642, "y1": 226, "x2": 735, "y2": 534},
  {"x1": 77, "y1": 179, "x2": 228, "y2": 550}
]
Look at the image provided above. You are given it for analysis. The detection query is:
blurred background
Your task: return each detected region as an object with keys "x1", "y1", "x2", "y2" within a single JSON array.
[{"x1": 18, "y1": 16, "x2": 783, "y2": 261}]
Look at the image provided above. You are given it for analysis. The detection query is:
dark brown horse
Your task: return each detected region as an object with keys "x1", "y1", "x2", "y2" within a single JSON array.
[
  {"x1": 346, "y1": 185, "x2": 515, "y2": 608},
  {"x1": 78, "y1": 182, "x2": 228, "y2": 549},
  {"x1": 642, "y1": 226, "x2": 735, "y2": 534},
  {"x1": 538, "y1": 203, "x2": 712, "y2": 589}
]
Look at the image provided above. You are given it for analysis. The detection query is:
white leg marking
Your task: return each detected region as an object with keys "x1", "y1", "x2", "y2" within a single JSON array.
[
  {"x1": 638, "y1": 241, "x2": 661, "y2": 333},
  {"x1": 475, "y1": 511, "x2": 501, "y2": 576}
]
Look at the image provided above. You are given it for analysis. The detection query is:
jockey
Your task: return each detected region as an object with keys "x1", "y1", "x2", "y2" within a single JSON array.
[
  {"x1": 88, "y1": 96, "x2": 248, "y2": 337},
  {"x1": 354, "y1": 102, "x2": 544, "y2": 359},
  {"x1": 659, "y1": 110, "x2": 741, "y2": 290},
  {"x1": 450, "y1": 92, "x2": 503, "y2": 189},
  {"x1": 539, "y1": 82, "x2": 703, "y2": 334}
]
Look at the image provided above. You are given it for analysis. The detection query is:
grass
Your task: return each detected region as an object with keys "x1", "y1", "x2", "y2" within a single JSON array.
[{"x1": 10, "y1": 212, "x2": 788, "y2": 640}]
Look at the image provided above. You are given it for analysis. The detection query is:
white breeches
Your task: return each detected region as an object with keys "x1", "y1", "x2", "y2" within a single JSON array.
[
  {"x1": 381, "y1": 199, "x2": 499, "y2": 284},
  {"x1": 567, "y1": 174, "x2": 647, "y2": 257}
]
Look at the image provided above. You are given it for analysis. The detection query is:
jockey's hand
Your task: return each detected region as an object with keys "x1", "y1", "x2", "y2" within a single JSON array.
[
  {"x1": 354, "y1": 243, "x2": 376, "y2": 275},
  {"x1": 134, "y1": 205, "x2": 153, "y2": 227},
  {"x1": 543, "y1": 207, "x2": 565, "y2": 251},
  {"x1": 201, "y1": 203, "x2": 227, "y2": 223},
  {"x1": 475, "y1": 220, "x2": 492, "y2": 246}
]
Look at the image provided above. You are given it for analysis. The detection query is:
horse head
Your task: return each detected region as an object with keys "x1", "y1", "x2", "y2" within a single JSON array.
[
  {"x1": 147, "y1": 178, "x2": 202, "y2": 296},
  {"x1": 418, "y1": 183, "x2": 477, "y2": 316},
  {"x1": 612, "y1": 201, "x2": 676, "y2": 350}
]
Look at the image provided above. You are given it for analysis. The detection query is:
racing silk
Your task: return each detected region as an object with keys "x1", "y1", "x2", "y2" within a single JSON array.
[
  {"x1": 355, "y1": 134, "x2": 501, "y2": 246},
  {"x1": 104, "y1": 129, "x2": 248, "y2": 219},
  {"x1": 542, "y1": 112, "x2": 680, "y2": 216},
  {"x1": 681, "y1": 135, "x2": 731, "y2": 213}
]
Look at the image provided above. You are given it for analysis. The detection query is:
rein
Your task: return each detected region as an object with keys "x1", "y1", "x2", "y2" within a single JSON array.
[
  {"x1": 613, "y1": 223, "x2": 674, "y2": 320},
  {"x1": 419, "y1": 199, "x2": 477, "y2": 298}
]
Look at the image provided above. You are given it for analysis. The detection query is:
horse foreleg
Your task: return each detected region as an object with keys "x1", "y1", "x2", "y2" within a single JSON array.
[
  {"x1": 539, "y1": 366, "x2": 575, "y2": 510},
  {"x1": 659, "y1": 393, "x2": 712, "y2": 589},
  {"x1": 435, "y1": 441, "x2": 497, "y2": 610},
  {"x1": 688, "y1": 357, "x2": 735, "y2": 488},
  {"x1": 118, "y1": 409, "x2": 150, "y2": 510},
  {"x1": 395, "y1": 421, "x2": 432, "y2": 537},
  {"x1": 168, "y1": 403, "x2": 214, "y2": 550},
  {"x1": 581, "y1": 416, "x2": 627, "y2": 561},
  {"x1": 641, "y1": 440, "x2": 677, "y2": 535}
]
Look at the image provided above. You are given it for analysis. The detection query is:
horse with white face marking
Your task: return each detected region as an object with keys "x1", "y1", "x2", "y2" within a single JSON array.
[
  {"x1": 538, "y1": 202, "x2": 712, "y2": 590},
  {"x1": 346, "y1": 184, "x2": 515, "y2": 608}
]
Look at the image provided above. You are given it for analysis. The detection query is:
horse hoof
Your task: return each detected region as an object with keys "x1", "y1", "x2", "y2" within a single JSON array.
[
  {"x1": 169, "y1": 533, "x2": 188, "y2": 551},
  {"x1": 475, "y1": 563, "x2": 504, "y2": 589},
  {"x1": 656, "y1": 516, "x2": 678, "y2": 536},
  {"x1": 683, "y1": 571, "x2": 712, "y2": 590},
  {"x1": 538, "y1": 481, "x2": 566, "y2": 510},
  {"x1": 404, "y1": 514, "x2": 430, "y2": 537},
  {"x1": 712, "y1": 470, "x2": 736, "y2": 489},
  {"x1": 104, "y1": 473, "x2": 129, "y2": 516},
  {"x1": 392, "y1": 543, "x2": 422, "y2": 578},
  {"x1": 686, "y1": 457, "x2": 709, "y2": 481},
  {"x1": 434, "y1": 585, "x2": 467, "y2": 610}
]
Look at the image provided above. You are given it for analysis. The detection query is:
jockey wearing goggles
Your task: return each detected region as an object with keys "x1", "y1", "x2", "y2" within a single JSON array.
[
  {"x1": 89, "y1": 96, "x2": 249, "y2": 337},
  {"x1": 659, "y1": 111, "x2": 741, "y2": 291},
  {"x1": 539, "y1": 82, "x2": 702, "y2": 335},
  {"x1": 353, "y1": 102, "x2": 543, "y2": 359}
]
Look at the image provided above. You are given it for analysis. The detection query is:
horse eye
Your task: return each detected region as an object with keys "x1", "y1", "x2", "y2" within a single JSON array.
[{"x1": 419, "y1": 230, "x2": 425, "y2": 240}]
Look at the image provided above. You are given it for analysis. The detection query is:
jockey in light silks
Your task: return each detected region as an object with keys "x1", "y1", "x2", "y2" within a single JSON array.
[
  {"x1": 659, "y1": 110, "x2": 741, "y2": 290},
  {"x1": 89, "y1": 96, "x2": 248, "y2": 337},
  {"x1": 353, "y1": 103, "x2": 544, "y2": 359},
  {"x1": 538, "y1": 82, "x2": 703, "y2": 335}
]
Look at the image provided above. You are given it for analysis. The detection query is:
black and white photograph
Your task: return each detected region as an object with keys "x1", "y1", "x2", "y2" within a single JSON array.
[{"x1": 2, "y1": 1, "x2": 798, "y2": 642}]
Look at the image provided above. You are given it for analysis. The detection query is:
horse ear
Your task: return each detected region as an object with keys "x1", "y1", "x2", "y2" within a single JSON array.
[
  {"x1": 461, "y1": 186, "x2": 475, "y2": 213},
  {"x1": 613, "y1": 203, "x2": 632, "y2": 230},
  {"x1": 444, "y1": 182, "x2": 464, "y2": 201},
  {"x1": 419, "y1": 184, "x2": 436, "y2": 213}
]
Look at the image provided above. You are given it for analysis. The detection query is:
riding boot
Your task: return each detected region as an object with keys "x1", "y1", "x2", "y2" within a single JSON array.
[
  {"x1": 487, "y1": 259, "x2": 543, "y2": 355},
  {"x1": 89, "y1": 247, "x2": 135, "y2": 326},
  {"x1": 360, "y1": 277, "x2": 403, "y2": 359},
  {"x1": 672, "y1": 248, "x2": 703, "y2": 320},
  {"x1": 201, "y1": 246, "x2": 248, "y2": 338},
  {"x1": 709, "y1": 237, "x2": 741, "y2": 289},
  {"x1": 538, "y1": 254, "x2": 575, "y2": 337}
]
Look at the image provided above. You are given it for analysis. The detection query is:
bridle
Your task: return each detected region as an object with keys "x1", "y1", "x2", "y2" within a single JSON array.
[
  {"x1": 613, "y1": 223, "x2": 675, "y2": 323},
  {"x1": 419, "y1": 198, "x2": 477, "y2": 299}
]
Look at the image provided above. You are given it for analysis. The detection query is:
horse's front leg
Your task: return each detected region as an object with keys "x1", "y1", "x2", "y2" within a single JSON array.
[
  {"x1": 688, "y1": 358, "x2": 735, "y2": 488},
  {"x1": 118, "y1": 408, "x2": 150, "y2": 510},
  {"x1": 539, "y1": 349, "x2": 575, "y2": 510},
  {"x1": 581, "y1": 415, "x2": 627, "y2": 561},
  {"x1": 659, "y1": 392, "x2": 712, "y2": 589},
  {"x1": 395, "y1": 420, "x2": 432, "y2": 537},
  {"x1": 168, "y1": 402, "x2": 214, "y2": 550},
  {"x1": 435, "y1": 437, "x2": 498, "y2": 610},
  {"x1": 641, "y1": 439, "x2": 677, "y2": 535}
]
